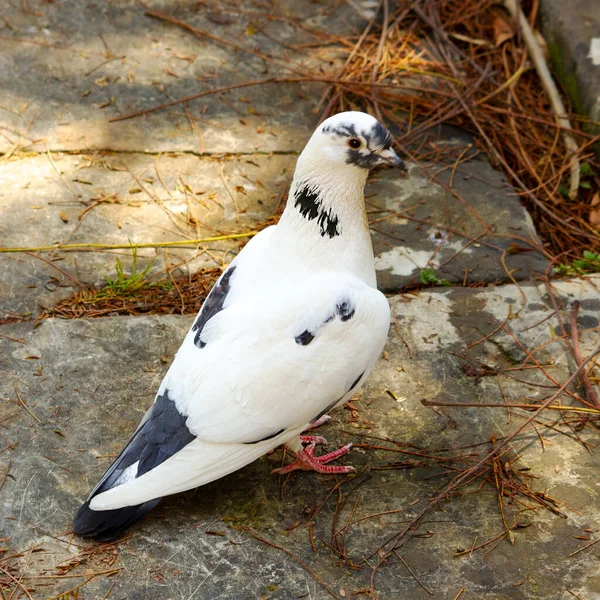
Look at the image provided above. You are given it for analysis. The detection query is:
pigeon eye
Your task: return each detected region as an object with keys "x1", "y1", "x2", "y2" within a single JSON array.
[{"x1": 347, "y1": 138, "x2": 362, "y2": 149}]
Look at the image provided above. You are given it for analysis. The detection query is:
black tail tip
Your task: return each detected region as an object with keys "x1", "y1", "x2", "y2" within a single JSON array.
[{"x1": 73, "y1": 498, "x2": 161, "y2": 542}]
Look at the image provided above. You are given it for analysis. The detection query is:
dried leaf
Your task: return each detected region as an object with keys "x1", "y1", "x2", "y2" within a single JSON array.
[
  {"x1": 284, "y1": 520, "x2": 301, "y2": 531},
  {"x1": 589, "y1": 192, "x2": 600, "y2": 227},
  {"x1": 507, "y1": 243, "x2": 535, "y2": 254},
  {"x1": 492, "y1": 13, "x2": 515, "y2": 46}
]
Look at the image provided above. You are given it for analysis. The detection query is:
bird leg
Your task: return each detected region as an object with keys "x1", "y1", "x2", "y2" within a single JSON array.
[
  {"x1": 305, "y1": 414, "x2": 331, "y2": 429},
  {"x1": 272, "y1": 442, "x2": 355, "y2": 475},
  {"x1": 298, "y1": 414, "x2": 330, "y2": 445}
]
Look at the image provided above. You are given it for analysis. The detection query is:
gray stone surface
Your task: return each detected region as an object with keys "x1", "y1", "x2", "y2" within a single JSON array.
[
  {"x1": 1, "y1": 280, "x2": 600, "y2": 599},
  {"x1": 0, "y1": 151, "x2": 294, "y2": 316},
  {"x1": 0, "y1": 149, "x2": 548, "y2": 318},
  {"x1": 371, "y1": 158, "x2": 548, "y2": 290},
  {"x1": 0, "y1": 0, "x2": 549, "y2": 322},
  {"x1": 0, "y1": 0, "x2": 364, "y2": 154},
  {"x1": 540, "y1": 0, "x2": 600, "y2": 134}
]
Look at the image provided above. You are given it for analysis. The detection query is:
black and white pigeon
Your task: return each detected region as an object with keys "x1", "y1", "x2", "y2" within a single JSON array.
[{"x1": 73, "y1": 111, "x2": 405, "y2": 540}]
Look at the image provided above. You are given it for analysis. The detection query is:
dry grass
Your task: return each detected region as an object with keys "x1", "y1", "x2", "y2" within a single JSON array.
[
  {"x1": 318, "y1": 0, "x2": 600, "y2": 263},
  {"x1": 40, "y1": 266, "x2": 221, "y2": 320}
]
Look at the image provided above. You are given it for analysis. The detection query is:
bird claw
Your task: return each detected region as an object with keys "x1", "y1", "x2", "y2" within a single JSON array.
[
  {"x1": 306, "y1": 414, "x2": 331, "y2": 429},
  {"x1": 299, "y1": 414, "x2": 331, "y2": 445},
  {"x1": 272, "y1": 443, "x2": 355, "y2": 475},
  {"x1": 300, "y1": 434, "x2": 327, "y2": 445}
]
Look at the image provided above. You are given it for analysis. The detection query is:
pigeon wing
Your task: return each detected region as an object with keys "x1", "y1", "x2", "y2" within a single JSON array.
[{"x1": 88, "y1": 270, "x2": 389, "y2": 511}]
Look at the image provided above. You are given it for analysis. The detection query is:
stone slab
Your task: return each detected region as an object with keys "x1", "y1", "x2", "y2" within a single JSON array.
[
  {"x1": 0, "y1": 151, "x2": 294, "y2": 317},
  {"x1": 0, "y1": 0, "x2": 370, "y2": 154},
  {"x1": 0, "y1": 0, "x2": 549, "y2": 318},
  {"x1": 371, "y1": 156, "x2": 548, "y2": 289},
  {"x1": 0, "y1": 149, "x2": 549, "y2": 319},
  {"x1": 1, "y1": 279, "x2": 599, "y2": 599},
  {"x1": 540, "y1": 0, "x2": 600, "y2": 135}
]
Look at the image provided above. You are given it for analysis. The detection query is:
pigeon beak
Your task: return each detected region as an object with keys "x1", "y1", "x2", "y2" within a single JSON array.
[{"x1": 376, "y1": 147, "x2": 407, "y2": 175}]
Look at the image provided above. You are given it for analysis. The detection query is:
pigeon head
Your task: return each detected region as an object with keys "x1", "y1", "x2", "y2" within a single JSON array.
[
  {"x1": 308, "y1": 111, "x2": 405, "y2": 172},
  {"x1": 284, "y1": 111, "x2": 406, "y2": 251}
]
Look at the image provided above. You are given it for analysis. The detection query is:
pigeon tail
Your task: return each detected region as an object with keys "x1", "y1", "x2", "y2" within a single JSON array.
[
  {"x1": 73, "y1": 388, "x2": 196, "y2": 540},
  {"x1": 73, "y1": 497, "x2": 161, "y2": 541}
]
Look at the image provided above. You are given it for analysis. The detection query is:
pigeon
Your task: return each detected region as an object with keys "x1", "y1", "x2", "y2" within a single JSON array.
[{"x1": 73, "y1": 111, "x2": 405, "y2": 540}]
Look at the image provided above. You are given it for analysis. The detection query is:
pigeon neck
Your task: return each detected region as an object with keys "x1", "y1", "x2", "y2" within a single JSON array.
[{"x1": 277, "y1": 162, "x2": 376, "y2": 287}]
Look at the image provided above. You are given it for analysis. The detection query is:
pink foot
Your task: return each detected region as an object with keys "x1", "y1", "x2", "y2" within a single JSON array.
[
  {"x1": 307, "y1": 414, "x2": 331, "y2": 429},
  {"x1": 272, "y1": 442, "x2": 355, "y2": 475},
  {"x1": 297, "y1": 415, "x2": 331, "y2": 445}
]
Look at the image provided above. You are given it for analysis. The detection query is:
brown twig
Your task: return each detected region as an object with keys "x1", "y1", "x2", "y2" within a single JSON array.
[
  {"x1": 13, "y1": 384, "x2": 41, "y2": 424},
  {"x1": 421, "y1": 400, "x2": 600, "y2": 415},
  {"x1": 369, "y1": 342, "x2": 600, "y2": 594},
  {"x1": 570, "y1": 301, "x2": 600, "y2": 408},
  {"x1": 0, "y1": 566, "x2": 33, "y2": 600},
  {"x1": 239, "y1": 527, "x2": 338, "y2": 599},
  {"x1": 393, "y1": 550, "x2": 434, "y2": 595},
  {"x1": 567, "y1": 538, "x2": 600, "y2": 557},
  {"x1": 24, "y1": 252, "x2": 84, "y2": 289},
  {"x1": 503, "y1": 0, "x2": 580, "y2": 198}
]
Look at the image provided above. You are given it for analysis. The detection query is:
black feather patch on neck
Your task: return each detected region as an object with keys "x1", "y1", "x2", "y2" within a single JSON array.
[{"x1": 294, "y1": 184, "x2": 340, "y2": 238}]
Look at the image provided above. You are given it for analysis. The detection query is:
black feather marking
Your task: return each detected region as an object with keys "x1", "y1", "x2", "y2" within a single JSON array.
[
  {"x1": 336, "y1": 301, "x2": 355, "y2": 322},
  {"x1": 295, "y1": 330, "x2": 315, "y2": 346},
  {"x1": 324, "y1": 120, "x2": 391, "y2": 151},
  {"x1": 325, "y1": 120, "x2": 394, "y2": 169},
  {"x1": 294, "y1": 186, "x2": 320, "y2": 221},
  {"x1": 322, "y1": 123, "x2": 358, "y2": 138},
  {"x1": 345, "y1": 149, "x2": 381, "y2": 169},
  {"x1": 73, "y1": 389, "x2": 196, "y2": 540},
  {"x1": 72, "y1": 498, "x2": 160, "y2": 542},
  {"x1": 309, "y1": 370, "x2": 365, "y2": 424},
  {"x1": 349, "y1": 371, "x2": 364, "y2": 391},
  {"x1": 295, "y1": 300, "x2": 354, "y2": 347},
  {"x1": 316, "y1": 207, "x2": 340, "y2": 239},
  {"x1": 372, "y1": 121, "x2": 393, "y2": 150},
  {"x1": 294, "y1": 185, "x2": 340, "y2": 238},
  {"x1": 192, "y1": 266, "x2": 236, "y2": 348},
  {"x1": 245, "y1": 428, "x2": 285, "y2": 444}
]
